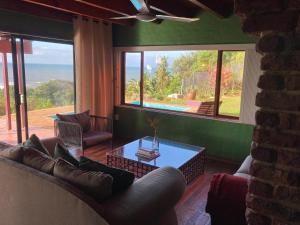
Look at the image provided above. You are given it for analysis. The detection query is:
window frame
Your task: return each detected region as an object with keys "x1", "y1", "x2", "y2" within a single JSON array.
[{"x1": 117, "y1": 44, "x2": 252, "y2": 120}]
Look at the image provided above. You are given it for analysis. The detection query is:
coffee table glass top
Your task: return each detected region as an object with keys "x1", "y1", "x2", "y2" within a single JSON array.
[{"x1": 109, "y1": 136, "x2": 205, "y2": 168}]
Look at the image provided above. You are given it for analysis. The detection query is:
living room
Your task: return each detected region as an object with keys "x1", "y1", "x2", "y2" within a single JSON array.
[{"x1": 0, "y1": 1, "x2": 299, "y2": 225}]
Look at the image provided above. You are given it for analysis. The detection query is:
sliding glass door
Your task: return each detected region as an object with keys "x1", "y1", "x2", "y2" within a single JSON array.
[
  {"x1": 0, "y1": 35, "x2": 75, "y2": 144},
  {"x1": 23, "y1": 40, "x2": 75, "y2": 139}
]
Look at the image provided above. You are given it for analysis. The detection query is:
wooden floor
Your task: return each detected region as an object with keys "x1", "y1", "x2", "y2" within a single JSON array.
[
  {"x1": 70, "y1": 142, "x2": 238, "y2": 225},
  {"x1": 0, "y1": 105, "x2": 73, "y2": 144}
]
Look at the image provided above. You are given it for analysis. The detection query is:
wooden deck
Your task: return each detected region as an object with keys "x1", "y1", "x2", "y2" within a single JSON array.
[
  {"x1": 0, "y1": 105, "x2": 73, "y2": 144},
  {"x1": 70, "y1": 142, "x2": 237, "y2": 225}
]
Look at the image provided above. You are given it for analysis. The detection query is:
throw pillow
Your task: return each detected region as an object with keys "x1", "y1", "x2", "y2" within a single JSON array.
[
  {"x1": 75, "y1": 110, "x2": 91, "y2": 132},
  {"x1": 23, "y1": 148, "x2": 56, "y2": 174},
  {"x1": 56, "y1": 113, "x2": 78, "y2": 124},
  {"x1": 79, "y1": 156, "x2": 135, "y2": 193},
  {"x1": 54, "y1": 143, "x2": 79, "y2": 167},
  {"x1": 54, "y1": 159, "x2": 113, "y2": 202},
  {"x1": 23, "y1": 134, "x2": 50, "y2": 156},
  {"x1": 0, "y1": 146, "x2": 24, "y2": 162}
]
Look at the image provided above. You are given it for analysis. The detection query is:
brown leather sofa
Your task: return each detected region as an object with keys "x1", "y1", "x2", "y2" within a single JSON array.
[{"x1": 0, "y1": 137, "x2": 186, "y2": 225}]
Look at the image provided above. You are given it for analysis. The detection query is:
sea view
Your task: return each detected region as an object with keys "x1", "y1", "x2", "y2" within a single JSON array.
[{"x1": 0, "y1": 63, "x2": 74, "y2": 89}]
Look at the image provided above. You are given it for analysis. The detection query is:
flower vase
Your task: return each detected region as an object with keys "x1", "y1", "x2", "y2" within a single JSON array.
[{"x1": 152, "y1": 130, "x2": 159, "y2": 150}]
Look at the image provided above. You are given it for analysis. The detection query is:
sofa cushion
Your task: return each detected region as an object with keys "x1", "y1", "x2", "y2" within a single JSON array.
[
  {"x1": 0, "y1": 142, "x2": 13, "y2": 150},
  {"x1": 79, "y1": 156, "x2": 134, "y2": 193},
  {"x1": 83, "y1": 131, "x2": 112, "y2": 147},
  {"x1": 23, "y1": 148, "x2": 56, "y2": 174},
  {"x1": 23, "y1": 134, "x2": 50, "y2": 156},
  {"x1": 54, "y1": 143, "x2": 79, "y2": 167},
  {"x1": 54, "y1": 159, "x2": 113, "y2": 202},
  {"x1": 57, "y1": 111, "x2": 91, "y2": 132},
  {"x1": 206, "y1": 173, "x2": 248, "y2": 225},
  {"x1": 0, "y1": 146, "x2": 24, "y2": 162}
]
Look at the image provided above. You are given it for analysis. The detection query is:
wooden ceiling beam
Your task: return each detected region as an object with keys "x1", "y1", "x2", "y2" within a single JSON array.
[
  {"x1": 73, "y1": 0, "x2": 137, "y2": 16},
  {"x1": 187, "y1": 0, "x2": 234, "y2": 18},
  {"x1": 22, "y1": 0, "x2": 131, "y2": 25},
  {"x1": 0, "y1": 0, "x2": 73, "y2": 22}
]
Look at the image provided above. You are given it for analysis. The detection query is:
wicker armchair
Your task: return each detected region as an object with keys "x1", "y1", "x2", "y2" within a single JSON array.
[{"x1": 55, "y1": 114, "x2": 113, "y2": 155}]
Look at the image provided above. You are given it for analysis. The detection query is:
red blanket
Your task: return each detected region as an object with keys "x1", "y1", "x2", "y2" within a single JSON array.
[{"x1": 206, "y1": 173, "x2": 248, "y2": 225}]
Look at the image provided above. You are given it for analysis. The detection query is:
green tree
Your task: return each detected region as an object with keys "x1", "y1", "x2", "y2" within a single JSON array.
[
  {"x1": 125, "y1": 79, "x2": 140, "y2": 101},
  {"x1": 155, "y1": 57, "x2": 170, "y2": 90}
]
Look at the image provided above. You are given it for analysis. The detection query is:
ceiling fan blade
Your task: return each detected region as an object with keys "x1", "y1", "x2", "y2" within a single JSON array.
[
  {"x1": 149, "y1": 6, "x2": 174, "y2": 16},
  {"x1": 130, "y1": 0, "x2": 150, "y2": 13},
  {"x1": 111, "y1": 15, "x2": 137, "y2": 20},
  {"x1": 156, "y1": 15, "x2": 199, "y2": 23}
]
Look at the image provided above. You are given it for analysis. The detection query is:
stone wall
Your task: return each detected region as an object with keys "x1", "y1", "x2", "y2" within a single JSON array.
[{"x1": 235, "y1": 0, "x2": 300, "y2": 224}]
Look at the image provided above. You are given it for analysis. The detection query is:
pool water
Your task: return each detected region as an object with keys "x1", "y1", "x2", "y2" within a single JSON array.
[{"x1": 131, "y1": 101, "x2": 189, "y2": 112}]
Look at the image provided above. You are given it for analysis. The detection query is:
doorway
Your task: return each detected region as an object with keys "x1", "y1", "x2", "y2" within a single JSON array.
[{"x1": 0, "y1": 34, "x2": 75, "y2": 144}]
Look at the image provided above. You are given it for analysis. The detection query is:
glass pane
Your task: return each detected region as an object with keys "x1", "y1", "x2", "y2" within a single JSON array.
[
  {"x1": 143, "y1": 50, "x2": 218, "y2": 114},
  {"x1": 0, "y1": 49, "x2": 17, "y2": 144},
  {"x1": 24, "y1": 40, "x2": 74, "y2": 138},
  {"x1": 219, "y1": 51, "x2": 245, "y2": 117},
  {"x1": 124, "y1": 52, "x2": 141, "y2": 104}
]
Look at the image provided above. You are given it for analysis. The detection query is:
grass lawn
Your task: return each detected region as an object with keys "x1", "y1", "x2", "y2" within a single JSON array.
[{"x1": 219, "y1": 95, "x2": 241, "y2": 117}]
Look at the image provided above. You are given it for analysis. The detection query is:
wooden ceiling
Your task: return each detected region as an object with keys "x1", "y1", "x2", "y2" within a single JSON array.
[{"x1": 0, "y1": 0, "x2": 234, "y2": 25}]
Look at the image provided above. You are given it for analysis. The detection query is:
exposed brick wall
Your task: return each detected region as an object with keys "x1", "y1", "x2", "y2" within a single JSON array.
[{"x1": 235, "y1": 0, "x2": 300, "y2": 224}]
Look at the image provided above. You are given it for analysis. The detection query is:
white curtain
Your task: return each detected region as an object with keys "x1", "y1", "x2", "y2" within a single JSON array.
[
  {"x1": 239, "y1": 50, "x2": 262, "y2": 125},
  {"x1": 73, "y1": 17, "x2": 113, "y2": 118}
]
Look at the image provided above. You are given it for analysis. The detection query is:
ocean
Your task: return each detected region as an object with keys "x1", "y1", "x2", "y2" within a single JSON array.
[
  {"x1": 0, "y1": 63, "x2": 74, "y2": 89},
  {"x1": 0, "y1": 64, "x2": 169, "y2": 89}
]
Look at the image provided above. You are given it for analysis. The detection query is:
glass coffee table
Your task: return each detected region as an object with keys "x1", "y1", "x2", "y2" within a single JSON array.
[{"x1": 107, "y1": 136, "x2": 206, "y2": 184}]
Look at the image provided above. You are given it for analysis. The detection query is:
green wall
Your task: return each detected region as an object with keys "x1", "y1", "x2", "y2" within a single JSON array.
[
  {"x1": 113, "y1": 11, "x2": 255, "y2": 46},
  {"x1": 113, "y1": 12, "x2": 255, "y2": 162},
  {"x1": 0, "y1": 9, "x2": 73, "y2": 40},
  {"x1": 115, "y1": 107, "x2": 254, "y2": 162}
]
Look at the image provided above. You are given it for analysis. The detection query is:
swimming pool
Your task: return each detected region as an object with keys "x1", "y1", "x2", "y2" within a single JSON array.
[{"x1": 131, "y1": 101, "x2": 190, "y2": 112}]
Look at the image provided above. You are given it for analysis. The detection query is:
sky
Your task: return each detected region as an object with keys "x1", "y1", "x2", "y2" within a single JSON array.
[
  {"x1": 6, "y1": 41, "x2": 74, "y2": 65},
  {"x1": 126, "y1": 50, "x2": 196, "y2": 69},
  {"x1": 4, "y1": 40, "x2": 195, "y2": 66}
]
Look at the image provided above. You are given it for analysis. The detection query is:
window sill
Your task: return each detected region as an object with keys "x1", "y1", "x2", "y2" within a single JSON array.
[{"x1": 115, "y1": 104, "x2": 242, "y2": 124}]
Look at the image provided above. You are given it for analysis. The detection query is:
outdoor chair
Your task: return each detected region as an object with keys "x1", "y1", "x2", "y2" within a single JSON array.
[
  {"x1": 197, "y1": 101, "x2": 222, "y2": 116},
  {"x1": 54, "y1": 111, "x2": 113, "y2": 155}
]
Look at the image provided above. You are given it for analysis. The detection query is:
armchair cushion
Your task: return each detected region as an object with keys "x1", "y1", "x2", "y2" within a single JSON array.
[
  {"x1": 206, "y1": 173, "x2": 248, "y2": 225},
  {"x1": 54, "y1": 143, "x2": 79, "y2": 167},
  {"x1": 83, "y1": 131, "x2": 112, "y2": 148},
  {"x1": 23, "y1": 134, "x2": 50, "y2": 156},
  {"x1": 57, "y1": 111, "x2": 91, "y2": 132},
  {"x1": 79, "y1": 156, "x2": 135, "y2": 193}
]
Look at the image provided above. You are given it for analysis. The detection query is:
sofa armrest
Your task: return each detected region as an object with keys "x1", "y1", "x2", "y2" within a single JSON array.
[
  {"x1": 235, "y1": 155, "x2": 252, "y2": 175},
  {"x1": 206, "y1": 173, "x2": 248, "y2": 225},
  {"x1": 99, "y1": 167, "x2": 186, "y2": 225}
]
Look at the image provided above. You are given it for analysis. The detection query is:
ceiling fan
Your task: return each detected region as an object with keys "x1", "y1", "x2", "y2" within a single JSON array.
[{"x1": 111, "y1": 0, "x2": 199, "y2": 23}]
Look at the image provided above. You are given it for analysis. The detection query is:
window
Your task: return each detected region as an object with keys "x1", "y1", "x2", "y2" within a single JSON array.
[
  {"x1": 124, "y1": 52, "x2": 142, "y2": 104},
  {"x1": 122, "y1": 49, "x2": 245, "y2": 119},
  {"x1": 219, "y1": 51, "x2": 245, "y2": 117}
]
